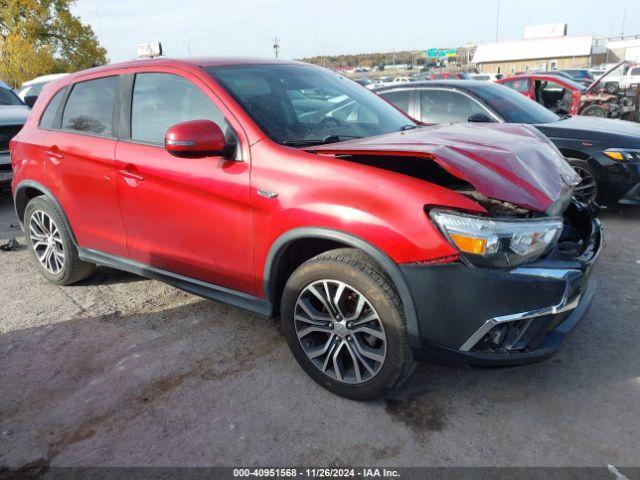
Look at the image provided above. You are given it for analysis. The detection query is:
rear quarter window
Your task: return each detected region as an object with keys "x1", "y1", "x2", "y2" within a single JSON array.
[{"x1": 39, "y1": 88, "x2": 66, "y2": 129}]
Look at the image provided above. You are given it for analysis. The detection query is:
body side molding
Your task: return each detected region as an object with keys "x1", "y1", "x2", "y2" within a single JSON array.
[{"x1": 79, "y1": 248, "x2": 274, "y2": 318}]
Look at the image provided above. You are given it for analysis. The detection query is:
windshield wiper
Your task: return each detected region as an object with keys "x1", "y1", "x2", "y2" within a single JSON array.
[
  {"x1": 400, "y1": 124, "x2": 419, "y2": 131},
  {"x1": 282, "y1": 135, "x2": 362, "y2": 147}
]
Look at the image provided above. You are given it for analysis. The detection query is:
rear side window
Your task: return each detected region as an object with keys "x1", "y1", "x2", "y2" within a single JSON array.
[
  {"x1": 630, "y1": 67, "x2": 640, "y2": 76},
  {"x1": 39, "y1": 88, "x2": 66, "y2": 129},
  {"x1": 379, "y1": 90, "x2": 411, "y2": 114},
  {"x1": 62, "y1": 76, "x2": 117, "y2": 136},
  {"x1": 131, "y1": 73, "x2": 231, "y2": 145}
]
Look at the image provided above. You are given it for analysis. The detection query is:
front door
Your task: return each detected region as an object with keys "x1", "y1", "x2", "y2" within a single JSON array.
[{"x1": 114, "y1": 71, "x2": 253, "y2": 293}]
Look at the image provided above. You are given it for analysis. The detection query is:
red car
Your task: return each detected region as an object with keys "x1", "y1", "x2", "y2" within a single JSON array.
[
  {"x1": 430, "y1": 72, "x2": 471, "y2": 80},
  {"x1": 497, "y1": 73, "x2": 619, "y2": 117},
  {"x1": 10, "y1": 58, "x2": 602, "y2": 400}
]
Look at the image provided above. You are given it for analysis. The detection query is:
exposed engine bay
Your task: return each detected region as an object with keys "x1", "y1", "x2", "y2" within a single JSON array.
[{"x1": 338, "y1": 153, "x2": 599, "y2": 263}]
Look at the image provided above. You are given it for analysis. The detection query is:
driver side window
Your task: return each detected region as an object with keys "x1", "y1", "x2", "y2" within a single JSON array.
[
  {"x1": 131, "y1": 73, "x2": 236, "y2": 145},
  {"x1": 419, "y1": 90, "x2": 487, "y2": 123}
]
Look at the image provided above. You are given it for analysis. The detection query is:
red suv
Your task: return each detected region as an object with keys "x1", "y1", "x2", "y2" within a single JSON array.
[{"x1": 10, "y1": 59, "x2": 602, "y2": 400}]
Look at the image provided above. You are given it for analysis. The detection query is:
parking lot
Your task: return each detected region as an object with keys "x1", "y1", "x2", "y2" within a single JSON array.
[{"x1": 0, "y1": 187, "x2": 639, "y2": 469}]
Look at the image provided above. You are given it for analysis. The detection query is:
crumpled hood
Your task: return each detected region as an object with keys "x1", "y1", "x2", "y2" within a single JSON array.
[{"x1": 308, "y1": 123, "x2": 580, "y2": 213}]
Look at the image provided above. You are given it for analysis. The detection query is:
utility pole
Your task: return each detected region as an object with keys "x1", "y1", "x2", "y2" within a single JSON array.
[
  {"x1": 273, "y1": 37, "x2": 280, "y2": 59},
  {"x1": 495, "y1": 0, "x2": 501, "y2": 42}
]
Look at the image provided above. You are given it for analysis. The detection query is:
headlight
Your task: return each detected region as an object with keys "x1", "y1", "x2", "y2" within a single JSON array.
[
  {"x1": 430, "y1": 210, "x2": 563, "y2": 268},
  {"x1": 603, "y1": 148, "x2": 640, "y2": 162}
]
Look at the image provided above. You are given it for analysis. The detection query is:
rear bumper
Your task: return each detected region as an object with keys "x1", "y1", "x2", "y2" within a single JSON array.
[{"x1": 401, "y1": 218, "x2": 603, "y2": 367}]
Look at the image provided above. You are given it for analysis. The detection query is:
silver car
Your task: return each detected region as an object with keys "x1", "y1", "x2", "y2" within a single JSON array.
[{"x1": 0, "y1": 82, "x2": 30, "y2": 186}]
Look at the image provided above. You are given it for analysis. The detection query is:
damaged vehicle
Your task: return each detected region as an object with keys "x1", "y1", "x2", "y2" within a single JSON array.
[
  {"x1": 10, "y1": 59, "x2": 602, "y2": 400},
  {"x1": 498, "y1": 63, "x2": 637, "y2": 119}
]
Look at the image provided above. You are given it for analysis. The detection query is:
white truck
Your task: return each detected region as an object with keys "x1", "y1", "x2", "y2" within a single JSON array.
[{"x1": 596, "y1": 63, "x2": 640, "y2": 93}]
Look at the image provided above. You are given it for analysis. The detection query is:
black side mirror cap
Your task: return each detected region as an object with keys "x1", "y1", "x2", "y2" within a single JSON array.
[{"x1": 468, "y1": 113, "x2": 494, "y2": 123}]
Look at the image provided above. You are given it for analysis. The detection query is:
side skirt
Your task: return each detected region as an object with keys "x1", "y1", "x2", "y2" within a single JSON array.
[{"x1": 78, "y1": 248, "x2": 274, "y2": 318}]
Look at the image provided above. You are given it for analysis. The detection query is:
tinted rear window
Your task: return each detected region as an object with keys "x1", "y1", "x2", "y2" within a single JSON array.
[{"x1": 62, "y1": 76, "x2": 117, "y2": 136}]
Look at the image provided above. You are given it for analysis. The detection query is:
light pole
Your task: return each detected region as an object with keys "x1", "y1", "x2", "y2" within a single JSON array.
[{"x1": 273, "y1": 37, "x2": 280, "y2": 59}]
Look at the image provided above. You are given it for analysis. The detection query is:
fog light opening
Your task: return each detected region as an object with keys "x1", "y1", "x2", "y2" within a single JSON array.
[{"x1": 474, "y1": 319, "x2": 533, "y2": 352}]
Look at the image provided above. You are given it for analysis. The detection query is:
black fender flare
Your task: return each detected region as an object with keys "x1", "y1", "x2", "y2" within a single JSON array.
[
  {"x1": 13, "y1": 180, "x2": 78, "y2": 245},
  {"x1": 263, "y1": 227, "x2": 421, "y2": 348}
]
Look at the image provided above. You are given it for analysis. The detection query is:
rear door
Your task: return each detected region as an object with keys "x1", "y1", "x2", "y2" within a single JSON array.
[
  {"x1": 114, "y1": 70, "x2": 253, "y2": 293},
  {"x1": 43, "y1": 75, "x2": 127, "y2": 256}
]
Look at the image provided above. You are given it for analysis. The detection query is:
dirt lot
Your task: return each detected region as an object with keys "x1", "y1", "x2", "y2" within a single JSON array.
[{"x1": 0, "y1": 187, "x2": 639, "y2": 469}]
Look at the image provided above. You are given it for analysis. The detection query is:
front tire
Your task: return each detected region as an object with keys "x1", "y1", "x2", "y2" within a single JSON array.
[
  {"x1": 24, "y1": 196, "x2": 95, "y2": 285},
  {"x1": 280, "y1": 248, "x2": 414, "y2": 400},
  {"x1": 567, "y1": 158, "x2": 601, "y2": 204},
  {"x1": 581, "y1": 104, "x2": 608, "y2": 118}
]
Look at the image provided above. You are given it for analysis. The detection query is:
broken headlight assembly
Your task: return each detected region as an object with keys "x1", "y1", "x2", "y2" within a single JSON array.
[{"x1": 430, "y1": 209, "x2": 563, "y2": 268}]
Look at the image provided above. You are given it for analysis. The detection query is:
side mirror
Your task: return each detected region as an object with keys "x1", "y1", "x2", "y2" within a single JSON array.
[
  {"x1": 165, "y1": 119, "x2": 228, "y2": 158},
  {"x1": 468, "y1": 112, "x2": 494, "y2": 123}
]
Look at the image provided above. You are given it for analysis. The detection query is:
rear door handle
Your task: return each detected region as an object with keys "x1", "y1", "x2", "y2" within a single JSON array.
[
  {"x1": 117, "y1": 164, "x2": 144, "y2": 182},
  {"x1": 45, "y1": 150, "x2": 64, "y2": 160}
]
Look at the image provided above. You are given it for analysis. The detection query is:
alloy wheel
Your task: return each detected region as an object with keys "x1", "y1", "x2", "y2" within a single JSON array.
[
  {"x1": 572, "y1": 166, "x2": 598, "y2": 203},
  {"x1": 29, "y1": 210, "x2": 65, "y2": 274},
  {"x1": 294, "y1": 279, "x2": 387, "y2": 384}
]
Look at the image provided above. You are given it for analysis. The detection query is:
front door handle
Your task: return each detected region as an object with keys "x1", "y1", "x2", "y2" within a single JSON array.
[{"x1": 117, "y1": 164, "x2": 144, "y2": 182}]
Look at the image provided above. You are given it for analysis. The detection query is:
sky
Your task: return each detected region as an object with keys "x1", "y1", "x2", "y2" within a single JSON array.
[{"x1": 71, "y1": 0, "x2": 640, "y2": 62}]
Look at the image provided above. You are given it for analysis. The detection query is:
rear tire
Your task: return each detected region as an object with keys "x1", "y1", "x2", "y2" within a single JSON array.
[
  {"x1": 24, "y1": 196, "x2": 95, "y2": 285},
  {"x1": 280, "y1": 248, "x2": 414, "y2": 400},
  {"x1": 604, "y1": 82, "x2": 619, "y2": 94}
]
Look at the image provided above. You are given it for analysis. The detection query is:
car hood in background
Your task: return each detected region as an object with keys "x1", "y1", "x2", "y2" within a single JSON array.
[
  {"x1": 0, "y1": 105, "x2": 30, "y2": 126},
  {"x1": 535, "y1": 116, "x2": 640, "y2": 147},
  {"x1": 308, "y1": 123, "x2": 580, "y2": 213}
]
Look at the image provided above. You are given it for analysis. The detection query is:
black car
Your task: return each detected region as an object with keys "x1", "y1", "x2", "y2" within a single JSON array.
[{"x1": 375, "y1": 80, "x2": 640, "y2": 206}]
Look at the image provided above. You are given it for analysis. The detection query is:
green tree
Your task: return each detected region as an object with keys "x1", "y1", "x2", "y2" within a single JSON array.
[{"x1": 0, "y1": 0, "x2": 107, "y2": 88}]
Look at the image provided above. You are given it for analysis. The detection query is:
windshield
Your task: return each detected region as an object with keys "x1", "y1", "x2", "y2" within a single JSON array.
[
  {"x1": 206, "y1": 64, "x2": 414, "y2": 145},
  {"x1": 0, "y1": 87, "x2": 24, "y2": 106},
  {"x1": 472, "y1": 83, "x2": 560, "y2": 124}
]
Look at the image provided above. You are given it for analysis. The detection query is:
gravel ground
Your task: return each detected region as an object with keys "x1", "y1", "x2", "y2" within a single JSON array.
[{"x1": 0, "y1": 188, "x2": 639, "y2": 469}]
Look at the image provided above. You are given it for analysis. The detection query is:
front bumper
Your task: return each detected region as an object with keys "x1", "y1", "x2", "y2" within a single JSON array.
[
  {"x1": 401, "y1": 218, "x2": 603, "y2": 367},
  {"x1": 598, "y1": 158, "x2": 640, "y2": 205}
]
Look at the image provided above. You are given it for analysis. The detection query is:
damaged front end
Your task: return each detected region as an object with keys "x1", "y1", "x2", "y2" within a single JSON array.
[{"x1": 310, "y1": 123, "x2": 603, "y2": 366}]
